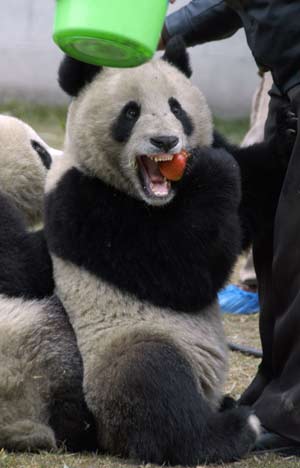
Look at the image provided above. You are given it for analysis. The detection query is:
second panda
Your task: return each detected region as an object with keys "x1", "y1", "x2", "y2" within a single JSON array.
[{"x1": 0, "y1": 116, "x2": 96, "y2": 452}]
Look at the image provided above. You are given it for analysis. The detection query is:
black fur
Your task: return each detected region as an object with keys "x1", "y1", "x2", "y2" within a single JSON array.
[
  {"x1": 45, "y1": 147, "x2": 241, "y2": 313},
  {"x1": 219, "y1": 395, "x2": 238, "y2": 411},
  {"x1": 96, "y1": 334, "x2": 257, "y2": 465},
  {"x1": 111, "y1": 101, "x2": 141, "y2": 143},
  {"x1": 213, "y1": 105, "x2": 296, "y2": 251},
  {"x1": 31, "y1": 140, "x2": 52, "y2": 169},
  {"x1": 150, "y1": 135, "x2": 179, "y2": 152},
  {"x1": 48, "y1": 299, "x2": 97, "y2": 452},
  {"x1": 162, "y1": 36, "x2": 192, "y2": 78},
  {"x1": 0, "y1": 192, "x2": 54, "y2": 299},
  {"x1": 58, "y1": 55, "x2": 101, "y2": 97},
  {"x1": 232, "y1": 141, "x2": 288, "y2": 250},
  {"x1": 169, "y1": 97, "x2": 194, "y2": 136}
]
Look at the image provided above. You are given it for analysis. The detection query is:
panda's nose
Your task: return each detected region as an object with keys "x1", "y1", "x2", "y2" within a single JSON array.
[{"x1": 150, "y1": 136, "x2": 179, "y2": 152}]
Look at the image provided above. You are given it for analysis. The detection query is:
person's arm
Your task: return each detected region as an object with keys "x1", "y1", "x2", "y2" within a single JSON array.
[{"x1": 162, "y1": 0, "x2": 242, "y2": 48}]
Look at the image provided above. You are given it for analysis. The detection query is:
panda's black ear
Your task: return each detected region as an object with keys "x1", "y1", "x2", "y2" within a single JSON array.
[
  {"x1": 162, "y1": 36, "x2": 192, "y2": 78},
  {"x1": 58, "y1": 55, "x2": 102, "y2": 97}
]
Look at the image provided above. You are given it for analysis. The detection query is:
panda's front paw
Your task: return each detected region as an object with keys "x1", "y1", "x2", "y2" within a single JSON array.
[
  {"x1": 214, "y1": 406, "x2": 261, "y2": 462},
  {"x1": 219, "y1": 394, "x2": 238, "y2": 411}
]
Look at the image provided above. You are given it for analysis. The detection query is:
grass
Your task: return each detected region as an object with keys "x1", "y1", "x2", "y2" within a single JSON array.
[
  {"x1": 2, "y1": 451, "x2": 300, "y2": 468},
  {"x1": 214, "y1": 117, "x2": 249, "y2": 145},
  {"x1": 0, "y1": 101, "x2": 67, "y2": 149},
  {"x1": 0, "y1": 103, "x2": 297, "y2": 467}
]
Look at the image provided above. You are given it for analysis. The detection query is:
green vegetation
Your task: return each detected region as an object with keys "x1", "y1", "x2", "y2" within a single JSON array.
[
  {"x1": 0, "y1": 101, "x2": 67, "y2": 149},
  {"x1": 214, "y1": 116, "x2": 249, "y2": 145}
]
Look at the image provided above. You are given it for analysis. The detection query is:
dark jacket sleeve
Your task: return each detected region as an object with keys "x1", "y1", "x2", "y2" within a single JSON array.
[{"x1": 165, "y1": 0, "x2": 242, "y2": 47}]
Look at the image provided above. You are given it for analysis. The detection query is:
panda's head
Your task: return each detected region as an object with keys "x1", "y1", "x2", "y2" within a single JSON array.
[
  {"x1": 59, "y1": 37, "x2": 213, "y2": 206},
  {"x1": 0, "y1": 115, "x2": 62, "y2": 225}
]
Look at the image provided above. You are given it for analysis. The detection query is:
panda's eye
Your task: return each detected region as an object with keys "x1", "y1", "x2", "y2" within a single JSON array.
[
  {"x1": 31, "y1": 140, "x2": 52, "y2": 169},
  {"x1": 169, "y1": 98, "x2": 182, "y2": 116},
  {"x1": 112, "y1": 101, "x2": 141, "y2": 143},
  {"x1": 124, "y1": 102, "x2": 141, "y2": 121},
  {"x1": 168, "y1": 97, "x2": 194, "y2": 136}
]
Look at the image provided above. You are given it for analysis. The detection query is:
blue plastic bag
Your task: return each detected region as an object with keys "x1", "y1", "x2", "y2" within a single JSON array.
[{"x1": 218, "y1": 284, "x2": 259, "y2": 315}]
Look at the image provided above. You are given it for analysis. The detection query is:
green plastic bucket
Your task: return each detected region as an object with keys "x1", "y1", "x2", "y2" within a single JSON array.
[{"x1": 53, "y1": 0, "x2": 168, "y2": 68}]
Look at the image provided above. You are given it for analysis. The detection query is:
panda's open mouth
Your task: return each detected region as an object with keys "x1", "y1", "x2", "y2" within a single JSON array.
[{"x1": 137, "y1": 154, "x2": 173, "y2": 199}]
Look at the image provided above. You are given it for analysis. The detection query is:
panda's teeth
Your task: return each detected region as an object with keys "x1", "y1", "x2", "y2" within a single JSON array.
[{"x1": 151, "y1": 155, "x2": 174, "y2": 162}]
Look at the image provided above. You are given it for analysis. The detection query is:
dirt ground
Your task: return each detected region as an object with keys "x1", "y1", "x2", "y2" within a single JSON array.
[{"x1": 1, "y1": 105, "x2": 299, "y2": 467}]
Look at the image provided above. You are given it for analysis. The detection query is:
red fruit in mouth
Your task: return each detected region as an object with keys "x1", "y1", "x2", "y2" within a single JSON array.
[{"x1": 158, "y1": 150, "x2": 189, "y2": 181}]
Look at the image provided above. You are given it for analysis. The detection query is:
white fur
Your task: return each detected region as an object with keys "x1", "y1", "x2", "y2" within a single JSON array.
[
  {"x1": 248, "y1": 415, "x2": 261, "y2": 437},
  {"x1": 45, "y1": 151, "x2": 76, "y2": 194},
  {"x1": 56, "y1": 59, "x2": 213, "y2": 205},
  {"x1": 0, "y1": 292, "x2": 85, "y2": 451},
  {"x1": 52, "y1": 255, "x2": 228, "y2": 413},
  {"x1": 0, "y1": 115, "x2": 61, "y2": 225},
  {"x1": 0, "y1": 295, "x2": 57, "y2": 450}
]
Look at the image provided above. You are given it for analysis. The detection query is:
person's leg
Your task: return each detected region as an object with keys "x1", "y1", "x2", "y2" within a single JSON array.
[
  {"x1": 253, "y1": 85, "x2": 300, "y2": 441},
  {"x1": 240, "y1": 85, "x2": 289, "y2": 405},
  {"x1": 243, "y1": 85, "x2": 300, "y2": 444}
]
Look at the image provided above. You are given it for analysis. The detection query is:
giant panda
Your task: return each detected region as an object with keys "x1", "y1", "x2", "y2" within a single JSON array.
[
  {"x1": 42, "y1": 37, "x2": 294, "y2": 465},
  {"x1": 0, "y1": 116, "x2": 96, "y2": 452}
]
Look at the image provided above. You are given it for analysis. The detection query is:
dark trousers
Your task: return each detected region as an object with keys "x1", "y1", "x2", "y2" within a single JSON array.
[{"x1": 240, "y1": 84, "x2": 300, "y2": 442}]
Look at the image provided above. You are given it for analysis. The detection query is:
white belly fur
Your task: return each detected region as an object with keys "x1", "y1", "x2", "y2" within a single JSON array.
[{"x1": 53, "y1": 255, "x2": 228, "y2": 409}]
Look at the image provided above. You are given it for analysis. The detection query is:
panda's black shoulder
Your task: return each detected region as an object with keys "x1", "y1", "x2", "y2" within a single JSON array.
[{"x1": 212, "y1": 130, "x2": 232, "y2": 150}]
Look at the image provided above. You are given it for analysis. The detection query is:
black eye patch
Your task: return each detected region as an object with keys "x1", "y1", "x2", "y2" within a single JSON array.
[
  {"x1": 169, "y1": 97, "x2": 194, "y2": 136},
  {"x1": 111, "y1": 101, "x2": 141, "y2": 143},
  {"x1": 31, "y1": 140, "x2": 52, "y2": 169}
]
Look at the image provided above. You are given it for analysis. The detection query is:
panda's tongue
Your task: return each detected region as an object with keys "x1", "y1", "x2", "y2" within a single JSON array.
[{"x1": 141, "y1": 156, "x2": 170, "y2": 197}]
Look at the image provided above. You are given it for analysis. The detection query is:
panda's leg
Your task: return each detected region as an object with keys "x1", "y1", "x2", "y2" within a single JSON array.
[
  {"x1": 0, "y1": 420, "x2": 56, "y2": 452},
  {"x1": 0, "y1": 327, "x2": 57, "y2": 452},
  {"x1": 92, "y1": 332, "x2": 259, "y2": 465}
]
